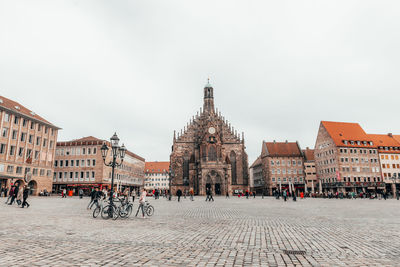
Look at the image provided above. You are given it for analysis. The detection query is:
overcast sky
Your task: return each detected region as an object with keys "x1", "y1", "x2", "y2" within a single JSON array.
[{"x1": 1, "y1": 1, "x2": 400, "y2": 164}]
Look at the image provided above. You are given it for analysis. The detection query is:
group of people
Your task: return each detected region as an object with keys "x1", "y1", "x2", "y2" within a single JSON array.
[{"x1": 3, "y1": 183, "x2": 30, "y2": 208}]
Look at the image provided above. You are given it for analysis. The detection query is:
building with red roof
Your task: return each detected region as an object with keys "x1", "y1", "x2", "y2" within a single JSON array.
[
  {"x1": 314, "y1": 121, "x2": 383, "y2": 194},
  {"x1": 252, "y1": 140, "x2": 305, "y2": 195},
  {"x1": 54, "y1": 136, "x2": 145, "y2": 194},
  {"x1": 0, "y1": 95, "x2": 60, "y2": 195},
  {"x1": 144, "y1": 161, "x2": 170, "y2": 191}
]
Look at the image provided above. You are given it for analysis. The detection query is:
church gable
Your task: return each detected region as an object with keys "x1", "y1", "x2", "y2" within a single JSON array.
[{"x1": 170, "y1": 80, "x2": 249, "y2": 195}]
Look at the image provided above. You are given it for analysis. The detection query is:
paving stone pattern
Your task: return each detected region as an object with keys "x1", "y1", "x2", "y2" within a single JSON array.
[{"x1": 0, "y1": 196, "x2": 399, "y2": 266}]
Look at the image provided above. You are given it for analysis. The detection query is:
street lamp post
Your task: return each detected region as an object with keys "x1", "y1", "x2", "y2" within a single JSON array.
[
  {"x1": 390, "y1": 174, "x2": 398, "y2": 199},
  {"x1": 101, "y1": 133, "x2": 127, "y2": 209}
]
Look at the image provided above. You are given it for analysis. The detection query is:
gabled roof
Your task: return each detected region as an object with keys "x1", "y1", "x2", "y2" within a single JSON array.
[
  {"x1": 263, "y1": 141, "x2": 302, "y2": 157},
  {"x1": 0, "y1": 95, "x2": 59, "y2": 128},
  {"x1": 72, "y1": 136, "x2": 103, "y2": 142},
  {"x1": 321, "y1": 121, "x2": 374, "y2": 148},
  {"x1": 145, "y1": 162, "x2": 170, "y2": 173},
  {"x1": 302, "y1": 148, "x2": 315, "y2": 161},
  {"x1": 250, "y1": 156, "x2": 262, "y2": 168}
]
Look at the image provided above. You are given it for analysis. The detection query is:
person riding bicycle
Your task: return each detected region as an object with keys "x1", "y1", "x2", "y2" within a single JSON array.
[{"x1": 138, "y1": 188, "x2": 147, "y2": 218}]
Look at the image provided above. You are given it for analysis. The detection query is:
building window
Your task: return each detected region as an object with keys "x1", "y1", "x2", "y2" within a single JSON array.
[
  {"x1": 14, "y1": 116, "x2": 19, "y2": 125},
  {"x1": 18, "y1": 147, "x2": 24, "y2": 157},
  {"x1": 20, "y1": 133, "x2": 26, "y2": 142},
  {"x1": 92, "y1": 159, "x2": 96, "y2": 166},
  {"x1": 36, "y1": 137, "x2": 41, "y2": 146},
  {"x1": 7, "y1": 165, "x2": 14, "y2": 173},
  {"x1": 1, "y1": 127, "x2": 8, "y2": 137},
  {"x1": 82, "y1": 148, "x2": 86, "y2": 155},
  {"x1": 34, "y1": 151, "x2": 39, "y2": 159},
  {"x1": 30, "y1": 122, "x2": 35, "y2": 130},
  {"x1": 16, "y1": 166, "x2": 23, "y2": 174},
  {"x1": 76, "y1": 160, "x2": 79, "y2": 167},
  {"x1": 0, "y1": 144, "x2": 6, "y2": 154},
  {"x1": 60, "y1": 160, "x2": 63, "y2": 167},
  {"x1": 3, "y1": 113, "x2": 10, "y2": 122},
  {"x1": 87, "y1": 159, "x2": 90, "y2": 167},
  {"x1": 230, "y1": 151, "x2": 237, "y2": 185},
  {"x1": 12, "y1": 130, "x2": 17, "y2": 139},
  {"x1": 28, "y1": 134, "x2": 33, "y2": 144},
  {"x1": 9, "y1": 146, "x2": 15, "y2": 156}
]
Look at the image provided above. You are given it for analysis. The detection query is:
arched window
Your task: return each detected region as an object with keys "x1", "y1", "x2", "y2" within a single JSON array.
[
  {"x1": 183, "y1": 152, "x2": 190, "y2": 185},
  {"x1": 208, "y1": 146, "x2": 217, "y2": 161},
  {"x1": 230, "y1": 151, "x2": 237, "y2": 185}
]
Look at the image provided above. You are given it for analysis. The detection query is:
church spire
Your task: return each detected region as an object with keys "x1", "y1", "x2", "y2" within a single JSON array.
[{"x1": 203, "y1": 78, "x2": 214, "y2": 113}]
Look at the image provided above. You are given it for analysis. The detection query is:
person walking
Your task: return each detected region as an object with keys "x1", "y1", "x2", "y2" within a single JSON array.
[
  {"x1": 292, "y1": 191, "x2": 297, "y2": 202},
  {"x1": 62, "y1": 188, "x2": 67, "y2": 198},
  {"x1": 176, "y1": 189, "x2": 182, "y2": 202},
  {"x1": 87, "y1": 189, "x2": 96, "y2": 210},
  {"x1": 253, "y1": 191, "x2": 256, "y2": 199},
  {"x1": 5, "y1": 186, "x2": 14, "y2": 204},
  {"x1": 21, "y1": 186, "x2": 30, "y2": 208},
  {"x1": 9, "y1": 184, "x2": 19, "y2": 205},
  {"x1": 283, "y1": 190, "x2": 287, "y2": 202},
  {"x1": 16, "y1": 186, "x2": 23, "y2": 206},
  {"x1": 89, "y1": 188, "x2": 101, "y2": 209},
  {"x1": 245, "y1": 190, "x2": 249, "y2": 199},
  {"x1": 138, "y1": 188, "x2": 147, "y2": 218},
  {"x1": 189, "y1": 188, "x2": 194, "y2": 201},
  {"x1": 205, "y1": 188, "x2": 210, "y2": 201},
  {"x1": 79, "y1": 189, "x2": 83, "y2": 199},
  {"x1": 209, "y1": 188, "x2": 214, "y2": 202}
]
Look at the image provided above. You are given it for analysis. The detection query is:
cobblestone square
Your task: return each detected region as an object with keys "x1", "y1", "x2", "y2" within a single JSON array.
[{"x1": 0, "y1": 196, "x2": 399, "y2": 266}]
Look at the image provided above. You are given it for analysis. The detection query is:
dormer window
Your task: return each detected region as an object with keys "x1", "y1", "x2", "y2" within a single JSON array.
[
  {"x1": 0, "y1": 99, "x2": 3, "y2": 104},
  {"x1": 357, "y1": 141, "x2": 361, "y2": 145},
  {"x1": 15, "y1": 105, "x2": 20, "y2": 110},
  {"x1": 363, "y1": 141, "x2": 367, "y2": 145},
  {"x1": 343, "y1": 140, "x2": 348, "y2": 145},
  {"x1": 30, "y1": 111, "x2": 35, "y2": 116},
  {"x1": 350, "y1": 141, "x2": 354, "y2": 145},
  {"x1": 369, "y1": 141, "x2": 373, "y2": 146}
]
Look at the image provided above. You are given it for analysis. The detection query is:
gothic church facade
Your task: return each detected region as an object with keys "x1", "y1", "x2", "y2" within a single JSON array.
[{"x1": 170, "y1": 82, "x2": 249, "y2": 196}]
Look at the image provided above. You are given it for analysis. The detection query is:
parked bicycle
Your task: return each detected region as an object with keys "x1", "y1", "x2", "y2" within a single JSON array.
[{"x1": 135, "y1": 200, "x2": 154, "y2": 217}]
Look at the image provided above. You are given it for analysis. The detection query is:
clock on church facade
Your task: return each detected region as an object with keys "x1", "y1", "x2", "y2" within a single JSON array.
[{"x1": 169, "y1": 81, "x2": 249, "y2": 196}]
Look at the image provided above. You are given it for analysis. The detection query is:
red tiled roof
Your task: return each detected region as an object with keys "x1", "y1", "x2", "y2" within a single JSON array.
[
  {"x1": 302, "y1": 148, "x2": 315, "y2": 161},
  {"x1": 0, "y1": 95, "x2": 58, "y2": 128},
  {"x1": 71, "y1": 136, "x2": 104, "y2": 142},
  {"x1": 393, "y1": 135, "x2": 400, "y2": 144},
  {"x1": 264, "y1": 141, "x2": 302, "y2": 157},
  {"x1": 145, "y1": 162, "x2": 170, "y2": 173},
  {"x1": 369, "y1": 134, "x2": 400, "y2": 154},
  {"x1": 321, "y1": 121, "x2": 375, "y2": 148}
]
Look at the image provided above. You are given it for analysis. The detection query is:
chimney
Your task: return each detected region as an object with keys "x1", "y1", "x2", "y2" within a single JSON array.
[
  {"x1": 285, "y1": 140, "x2": 288, "y2": 143},
  {"x1": 388, "y1": 133, "x2": 393, "y2": 137}
]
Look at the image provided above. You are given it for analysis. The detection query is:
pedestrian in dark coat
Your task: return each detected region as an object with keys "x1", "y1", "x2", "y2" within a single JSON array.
[
  {"x1": 9, "y1": 185, "x2": 19, "y2": 205},
  {"x1": 21, "y1": 186, "x2": 30, "y2": 208},
  {"x1": 176, "y1": 189, "x2": 182, "y2": 202}
]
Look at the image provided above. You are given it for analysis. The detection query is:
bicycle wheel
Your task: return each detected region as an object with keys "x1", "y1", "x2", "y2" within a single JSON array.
[
  {"x1": 146, "y1": 205, "x2": 154, "y2": 217},
  {"x1": 112, "y1": 206, "x2": 119, "y2": 220},
  {"x1": 119, "y1": 206, "x2": 129, "y2": 218},
  {"x1": 93, "y1": 206, "x2": 101, "y2": 218},
  {"x1": 101, "y1": 205, "x2": 111, "y2": 220},
  {"x1": 127, "y1": 204, "x2": 133, "y2": 217}
]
